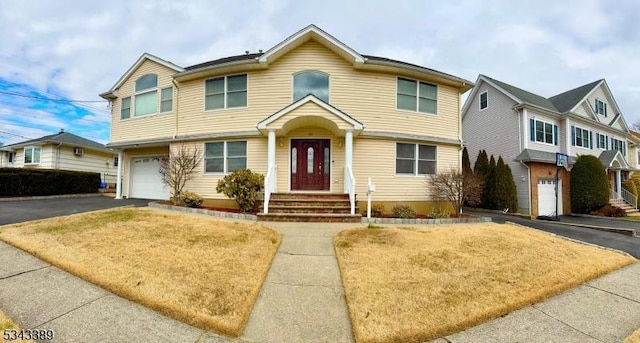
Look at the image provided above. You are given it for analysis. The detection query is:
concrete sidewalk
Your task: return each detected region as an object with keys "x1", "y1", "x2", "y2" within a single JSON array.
[{"x1": 243, "y1": 222, "x2": 358, "y2": 343}]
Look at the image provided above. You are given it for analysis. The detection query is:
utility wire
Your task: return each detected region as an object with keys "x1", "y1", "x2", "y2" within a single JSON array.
[
  {"x1": 0, "y1": 130, "x2": 33, "y2": 140},
  {"x1": 0, "y1": 89, "x2": 108, "y2": 103}
]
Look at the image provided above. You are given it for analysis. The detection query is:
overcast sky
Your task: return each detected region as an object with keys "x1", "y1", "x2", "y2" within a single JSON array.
[{"x1": 1, "y1": 0, "x2": 639, "y2": 145}]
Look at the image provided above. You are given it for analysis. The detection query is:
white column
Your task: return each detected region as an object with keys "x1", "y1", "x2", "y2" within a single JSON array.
[
  {"x1": 344, "y1": 130, "x2": 353, "y2": 193},
  {"x1": 565, "y1": 118, "x2": 571, "y2": 156},
  {"x1": 267, "y1": 130, "x2": 276, "y2": 170},
  {"x1": 616, "y1": 170, "x2": 622, "y2": 198},
  {"x1": 115, "y1": 150, "x2": 123, "y2": 199},
  {"x1": 522, "y1": 109, "x2": 528, "y2": 150}
]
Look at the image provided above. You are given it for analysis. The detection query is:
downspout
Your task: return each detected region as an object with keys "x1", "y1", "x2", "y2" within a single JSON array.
[
  {"x1": 520, "y1": 161, "x2": 532, "y2": 218},
  {"x1": 518, "y1": 109, "x2": 532, "y2": 217},
  {"x1": 56, "y1": 142, "x2": 62, "y2": 169},
  {"x1": 172, "y1": 79, "x2": 179, "y2": 139}
]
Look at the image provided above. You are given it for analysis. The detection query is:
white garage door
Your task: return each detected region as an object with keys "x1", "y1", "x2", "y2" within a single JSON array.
[
  {"x1": 130, "y1": 157, "x2": 169, "y2": 200},
  {"x1": 538, "y1": 179, "x2": 562, "y2": 217}
]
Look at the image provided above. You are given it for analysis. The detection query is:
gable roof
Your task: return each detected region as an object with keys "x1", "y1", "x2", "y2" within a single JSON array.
[
  {"x1": 599, "y1": 149, "x2": 633, "y2": 170},
  {"x1": 100, "y1": 53, "x2": 184, "y2": 99},
  {"x1": 549, "y1": 79, "x2": 602, "y2": 113},
  {"x1": 4, "y1": 130, "x2": 112, "y2": 153},
  {"x1": 482, "y1": 75, "x2": 559, "y2": 112}
]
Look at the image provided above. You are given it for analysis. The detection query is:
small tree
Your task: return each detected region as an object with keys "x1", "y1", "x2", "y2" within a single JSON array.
[
  {"x1": 159, "y1": 145, "x2": 203, "y2": 205},
  {"x1": 483, "y1": 155, "x2": 497, "y2": 209},
  {"x1": 462, "y1": 147, "x2": 472, "y2": 175},
  {"x1": 570, "y1": 155, "x2": 609, "y2": 213},
  {"x1": 493, "y1": 157, "x2": 518, "y2": 211},
  {"x1": 473, "y1": 150, "x2": 489, "y2": 207},
  {"x1": 216, "y1": 169, "x2": 265, "y2": 212},
  {"x1": 429, "y1": 169, "x2": 483, "y2": 215}
]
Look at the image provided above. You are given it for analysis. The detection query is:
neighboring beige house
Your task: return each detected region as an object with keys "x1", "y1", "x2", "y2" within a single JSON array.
[
  {"x1": 1, "y1": 129, "x2": 117, "y2": 184},
  {"x1": 100, "y1": 25, "x2": 472, "y2": 218},
  {"x1": 629, "y1": 131, "x2": 640, "y2": 174},
  {"x1": 462, "y1": 75, "x2": 636, "y2": 218}
]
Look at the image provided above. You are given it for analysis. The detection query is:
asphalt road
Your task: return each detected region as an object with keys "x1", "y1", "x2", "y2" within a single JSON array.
[
  {"x1": 0, "y1": 196, "x2": 150, "y2": 225},
  {"x1": 471, "y1": 210, "x2": 640, "y2": 259}
]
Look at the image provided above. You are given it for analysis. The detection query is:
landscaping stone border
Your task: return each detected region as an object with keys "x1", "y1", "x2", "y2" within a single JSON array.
[
  {"x1": 0, "y1": 193, "x2": 105, "y2": 202},
  {"x1": 149, "y1": 202, "x2": 258, "y2": 221},
  {"x1": 361, "y1": 216, "x2": 492, "y2": 225}
]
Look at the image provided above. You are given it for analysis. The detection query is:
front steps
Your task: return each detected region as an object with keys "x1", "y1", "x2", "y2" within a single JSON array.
[
  {"x1": 257, "y1": 193, "x2": 361, "y2": 222},
  {"x1": 610, "y1": 198, "x2": 640, "y2": 216}
]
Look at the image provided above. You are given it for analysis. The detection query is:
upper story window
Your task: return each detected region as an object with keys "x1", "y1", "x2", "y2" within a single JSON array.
[
  {"x1": 397, "y1": 78, "x2": 437, "y2": 114},
  {"x1": 121, "y1": 97, "x2": 131, "y2": 119},
  {"x1": 596, "y1": 133, "x2": 609, "y2": 150},
  {"x1": 479, "y1": 91, "x2": 488, "y2": 110},
  {"x1": 529, "y1": 119, "x2": 558, "y2": 145},
  {"x1": 611, "y1": 137, "x2": 626, "y2": 156},
  {"x1": 134, "y1": 74, "x2": 158, "y2": 117},
  {"x1": 204, "y1": 141, "x2": 247, "y2": 173},
  {"x1": 24, "y1": 146, "x2": 41, "y2": 164},
  {"x1": 396, "y1": 142, "x2": 437, "y2": 175},
  {"x1": 571, "y1": 125, "x2": 592, "y2": 149},
  {"x1": 160, "y1": 87, "x2": 173, "y2": 112},
  {"x1": 205, "y1": 74, "x2": 247, "y2": 110},
  {"x1": 293, "y1": 70, "x2": 329, "y2": 102},
  {"x1": 595, "y1": 99, "x2": 607, "y2": 117}
]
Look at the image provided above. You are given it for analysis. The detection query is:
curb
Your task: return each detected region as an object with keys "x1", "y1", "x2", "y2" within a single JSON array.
[
  {"x1": 554, "y1": 221, "x2": 636, "y2": 237},
  {"x1": 0, "y1": 193, "x2": 105, "y2": 202},
  {"x1": 149, "y1": 202, "x2": 258, "y2": 221},
  {"x1": 361, "y1": 216, "x2": 492, "y2": 225}
]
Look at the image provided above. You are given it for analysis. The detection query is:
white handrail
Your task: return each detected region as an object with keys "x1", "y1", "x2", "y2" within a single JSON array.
[
  {"x1": 621, "y1": 187, "x2": 638, "y2": 209},
  {"x1": 345, "y1": 166, "x2": 355, "y2": 215},
  {"x1": 263, "y1": 164, "x2": 276, "y2": 214}
]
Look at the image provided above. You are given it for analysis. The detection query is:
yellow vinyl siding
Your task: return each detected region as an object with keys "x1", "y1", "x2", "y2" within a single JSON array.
[
  {"x1": 179, "y1": 138, "x2": 267, "y2": 199},
  {"x1": 122, "y1": 146, "x2": 169, "y2": 197},
  {"x1": 352, "y1": 138, "x2": 460, "y2": 201},
  {"x1": 110, "y1": 60, "x2": 177, "y2": 144},
  {"x1": 173, "y1": 40, "x2": 460, "y2": 140}
]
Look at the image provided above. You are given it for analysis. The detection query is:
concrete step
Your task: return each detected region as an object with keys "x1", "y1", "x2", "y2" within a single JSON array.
[
  {"x1": 257, "y1": 213, "x2": 362, "y2": 223},
  {"x1": 267, "y1": 205, "x2": 353, "y2": 214},
  {"x1": 268, "y1": 193, "x2": 350, "y2": 200}
]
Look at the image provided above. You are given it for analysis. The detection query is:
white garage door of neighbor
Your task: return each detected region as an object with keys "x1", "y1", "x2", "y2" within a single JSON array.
[
  {"x1": 130, "y1": 157, "x2": 169, "y2": 200},
  {"x1": 538, "y1": 179, "x2": 562, "y2": 217}
]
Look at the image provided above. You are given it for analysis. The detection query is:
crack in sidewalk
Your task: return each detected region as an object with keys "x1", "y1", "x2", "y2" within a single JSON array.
[
  {"x1": 585, "y1": 283, "x2": 640, "y2": 304},
  {"x1": 0, "y1": 265, "x2": 50, "y2": 280},
  {"x1": 532, "y1": 305, "x2": 607, "y2": 343},
  {"x1": 34, "y1": 293, "x2": 110, "y2": 328}
]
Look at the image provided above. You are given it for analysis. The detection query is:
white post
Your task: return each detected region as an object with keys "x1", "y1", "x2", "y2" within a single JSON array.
[
  {"x1": 115, "y1": 150, "x2": 123, "y2": 199},
  {"x1": 344, "y1": 130, "x2": 353, "y2": 192},
  {"x1": 367, "y1": 177, "x2": 372, "y2": 219},
  {"x1": 616, "y1": 170, "x2": 622, "y2": 198},
  {"x1": 267, "y1": 130, "x2": 276, "y2": 170}
]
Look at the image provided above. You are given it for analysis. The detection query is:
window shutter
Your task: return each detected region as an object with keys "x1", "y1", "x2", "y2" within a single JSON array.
[
  {"x1": 606, "y1": 136, "x2": 609, "y2": 150},
  {"x1": 571, "y1": 126, "x2": 576, "y2": 146},
  {"x1": 530, "y1": 119, "x2": 535, "y2": 141},
  {"x1": 604, "y1": 103, "x2": 607, "y2": 117},
  {"x1": 553, "y1": 125, "x2": 558, "y2": 145},
  {"x1": 589, "y1": 131, "x2": 593, "y2": 149}
]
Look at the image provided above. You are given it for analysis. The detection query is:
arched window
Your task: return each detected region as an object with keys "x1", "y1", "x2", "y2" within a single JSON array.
[
  {"x1": 293, "y1": 71, "x2": 329, "y2": 102},
  {"x1": 134, "y1": 74, "x2": 158, "y2": 116}
]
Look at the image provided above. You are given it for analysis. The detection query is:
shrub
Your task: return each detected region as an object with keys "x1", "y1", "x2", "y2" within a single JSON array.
[
  {"x1": 216, "y1": 169, "x2": 264, "y2": 213},
  {"x1": 428, "y1": 208, "x2": 450, "y2": 219},
  {"x1": 632, "y1": 175, "x2": 640, "y2": 193},
  {"x1": 492, "y1": 157, "x2": 518, "y2": 212},
  {"x1": 364, "y1": 203, "x2": 385, "y2": 217},
  {"x1": 178, "y1": 191, "x2": 203, "y2": 208},
  {"x1": 591, "y1": 204, "x2": 627, "y2": 217},
  {"x1": 0, "y1": 168, "x2": 100, "y2": 196},
  {"x1": 392, "y1": 205, "x2": 417, "y2": 219},
  {"x1": 623, "y1": 179, "x2": 638, "y2": 197},
  {"x1": 462, "y1": 147, "x2": 472, "y2": 175},
  {"x1": 484, "y1": 155, "x2": 497, "y2": 209},
  {"x1": 570, "y1": 155, "x2": 609, "y2": 213}
]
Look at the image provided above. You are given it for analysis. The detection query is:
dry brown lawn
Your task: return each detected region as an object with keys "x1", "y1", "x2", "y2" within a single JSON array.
[
  {"x1": 626, "y1": 328, "x2": 640, "y2": 343},
  {"x1": 0, "y1": 208, "x2": 280, "y2": 337},
  {"x1": 335, "y1": 223, "x2": 636, "y2": 343}
]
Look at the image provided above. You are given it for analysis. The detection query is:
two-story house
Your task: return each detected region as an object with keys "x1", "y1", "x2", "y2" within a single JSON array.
[
  {"x1": 462, "y1": 75, "x2": 635, "y2": 218},
  {"x1": 99, "y1": 25, "x2": 473, "y2": 219},
  {"x1": 1, "y1": 129, "x2": 117, "y2": 184}
]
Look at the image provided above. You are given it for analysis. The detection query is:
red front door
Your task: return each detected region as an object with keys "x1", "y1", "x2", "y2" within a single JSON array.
[{"x1": 291, "y1": 139, "x2": 330, "y2": 191}]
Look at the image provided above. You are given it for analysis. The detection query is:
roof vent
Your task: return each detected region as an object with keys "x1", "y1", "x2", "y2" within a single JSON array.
[
  {"x1": 245, "y1": 51, "x2": 250, "y2": 55},
  {"x1": 59, "y1": 128, "x2": 65, "y2": 134},
  {"x1": 259, "y1": 49, "x2": 263, "y2": 53}
]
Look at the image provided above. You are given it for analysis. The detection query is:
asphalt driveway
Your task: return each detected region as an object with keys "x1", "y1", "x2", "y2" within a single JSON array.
[{"x1": 0, "y1": 196, "x2": 151, "y2": 225}]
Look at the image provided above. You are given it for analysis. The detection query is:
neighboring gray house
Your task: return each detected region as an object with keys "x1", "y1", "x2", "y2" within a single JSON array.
[
  {"x1": 1, "y1": 129, "x2": 117, "y2": 184},
  {"x1": 462, "y1": 75, "x2": 635, "y2": 218}
]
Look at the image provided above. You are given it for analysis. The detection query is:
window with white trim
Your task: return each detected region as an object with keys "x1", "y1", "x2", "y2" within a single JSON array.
[
  {"x1": 204, "y1": 141, "x2": 247, "y2": 173},
  {"x1": 395, "y1": 143, "x2": 437, "y2": 175},
  {"x1": 24, "y1": 146, "x2": 41, "y2": 164},
  {"x1": 160, "y1": 87, "x2": 173, "y2": 113},
  {"x1": 479, "y1": 91, "x2": 488, "y2": 110},
  {"x1": 293, "y1": 70, "x2": 329, "y2": 102},
  {"x1": 205, "y1": 74, "x2": 247, "y2": 110},
  {"x1": 134, "y1": 74, "x2": 158, "y2": 117},
  {"x1": 571, "y1": 126, "x2": 592, "y2": 149},
  {"x1": 529, "y1": 119, "x2": 558, "y2": 145},
  {"x1": 611, "y1": 137, "x2": 626, "y2": 155},
  {"x1": 596, "y1": 133, "x2": 609, "y2": 150},
  {"x1": 121, "y1": 97, "x2": 131, "y2": 119},
  {"x1": 595, "y1": 99, "x2": 607, "y2": 117},
  {"x1": 397, "y1": 78, "x2": 437, "y2": 114}
]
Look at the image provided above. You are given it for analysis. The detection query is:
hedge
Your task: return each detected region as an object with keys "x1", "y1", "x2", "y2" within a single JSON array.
[{"x1": 0, "y1": 168, "x2": 101, "y2": 196}]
